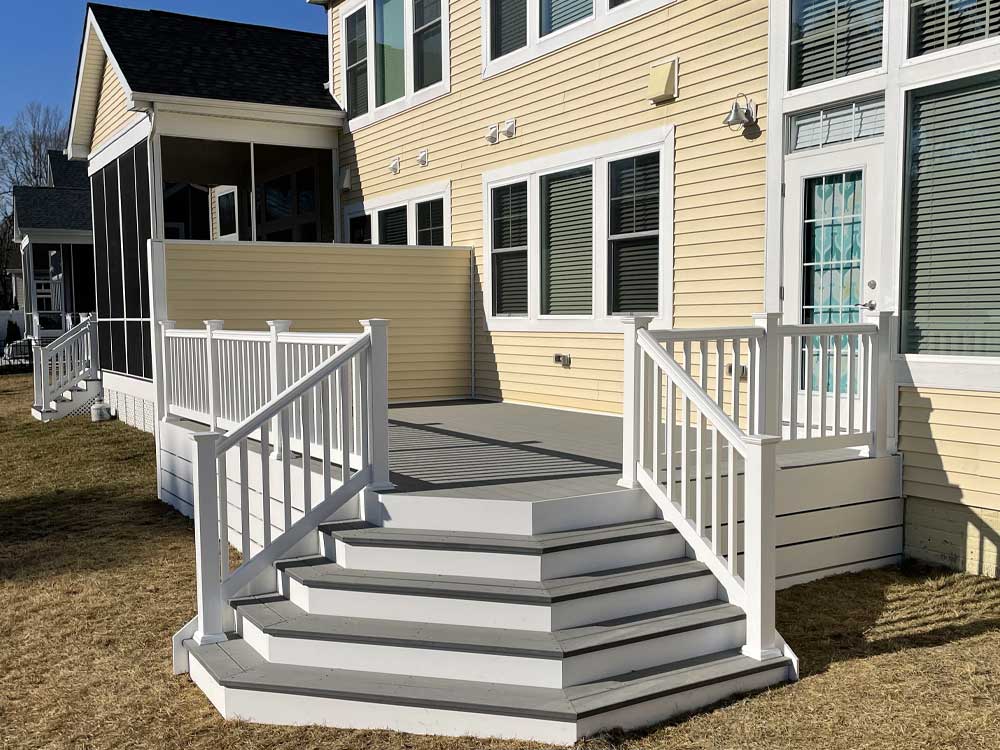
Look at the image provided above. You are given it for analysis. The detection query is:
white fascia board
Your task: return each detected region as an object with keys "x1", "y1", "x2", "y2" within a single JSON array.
[{"x1": 131, "y1": 93, "x2": 345, "y2": 129}]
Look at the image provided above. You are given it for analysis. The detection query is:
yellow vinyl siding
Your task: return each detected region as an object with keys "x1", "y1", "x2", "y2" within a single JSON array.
[
  {"x1": 164, "y1": 242, "x2": 474, "y2": 403},
  {"x1": 91, "y1": 58, "x2": 141, "y2": 153},
  {"x1": 900, "y1": 387, "x2": 1000, "y2": 576},
  {"x1": 332, "y1": 0, "x2": 768, "y2": 413}
]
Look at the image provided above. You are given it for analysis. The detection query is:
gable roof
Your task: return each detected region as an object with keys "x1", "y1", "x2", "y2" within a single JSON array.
[
  {"x1": 47, "y1": 150, "x2": 89, "y2": 189},
  {"x1": 12, "y1": 186, "x2": 93, "y2": 236},
  {"x1": 88, "y1": 4, "x2": 338, "y2": 112}
]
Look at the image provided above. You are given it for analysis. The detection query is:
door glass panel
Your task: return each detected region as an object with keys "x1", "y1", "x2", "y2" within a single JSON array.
[{"x1": 801, "y1": 170, "x2": 862, "y2": 391}]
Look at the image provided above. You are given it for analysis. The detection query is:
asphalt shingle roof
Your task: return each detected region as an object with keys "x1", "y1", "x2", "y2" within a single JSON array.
[
  {"x1": 47, "y1": 150, "x2": 89, "y2": 189},
  {"x1": 89, "y1": 3, "x2": 339, "y2": 112},
  {"x1": 13, "y1": 187, "x2": 93, "y2": 233}
]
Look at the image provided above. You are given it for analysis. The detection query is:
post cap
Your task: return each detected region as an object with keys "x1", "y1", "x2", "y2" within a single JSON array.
[
  {"x1": 190, "y1": 431, "x2": 224, "y2": 444},
  {"x1": 203, "y1": 320, "x2": 224, "y2": 330},
  {"x1": 621, "y1": 316, "x2": 654, "y2": 329},
  {"x1": 743, "y1": 434, "x2": 782, "y2": 446},
  {"x1": 160, "y1": 319, "x2": 176, "y2": 330},
  {"x1": 360, "y1": 318, "x2": 390, "y2": 328},
  {"x1": 267, "y1": 320, "x2": 292, "y2": 332}
]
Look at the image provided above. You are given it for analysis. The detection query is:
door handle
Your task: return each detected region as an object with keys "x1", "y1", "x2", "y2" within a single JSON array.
[{"x1": 858, "y1": 301, "x2": 876, "y2": 311}]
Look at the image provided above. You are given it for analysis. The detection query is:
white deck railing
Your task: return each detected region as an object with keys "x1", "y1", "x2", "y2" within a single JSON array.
[
  {"x1": 189, "y1": 319, "x2": 391, "y2": 645},
  {"x1": 31, "y1": 314, "x2": 97, "y2": 413},
  {"x1": 622, "y1": 311, "x2": 893, "y2": 661}
]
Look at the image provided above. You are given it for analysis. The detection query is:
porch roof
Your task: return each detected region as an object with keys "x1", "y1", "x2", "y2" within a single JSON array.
[
  {"x1": 12, "y1": 186, "x2": 92, "y2": 238},
  {"x1": 87, "y1": 4, "x2": 340, "y2": 113}
]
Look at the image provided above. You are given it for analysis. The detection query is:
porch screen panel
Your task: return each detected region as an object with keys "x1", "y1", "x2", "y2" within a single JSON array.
[
  {"x1": 378, "y1": 205, "x2": 408, "y2": 244},
  {"x1": 120, "y1": 149, "x2": 141, "y2": 321},
  {"x1": 541, "y1": 166, "x2": 593, "y2": 315},
  {"x1": 609, "y1": 153, "x2": 660, "y2": 314},
  {"x1": 491, "y1": 0, "x2": 528, "y2": 59},
  {"x1": 789, "y1": 0, "x2": 883, "y2": 89},
  {"x1": 103, "y1": 162, "x2": 124, "y2": 319},
  {"x1": 541, "y1": 0, "x2": 593, "y2": 36},
  {"x1": 416, "y1": 198, "x2": 444, "y2": 245},
  {"x1": 135, "y1": 142, "x2": 151, "y2": 319},
  {"x1": 909, "y1": 0, "x2": 999, "y2": 56},
  {"x1": 492, "y1": 182, "x2": 528, "y2": 316},
  {"x1": 902, "y1": 75, "x2": 1000, "y2": 355},
  {"x1": 98, "y1": 320, "x2": 113, "y2": 372},
  {"x1": 91, "y1": 171, "x2": 110, "y2": 320},
  {"x1": 346, "y1": 9, "x2": 369, "y2": 118}
]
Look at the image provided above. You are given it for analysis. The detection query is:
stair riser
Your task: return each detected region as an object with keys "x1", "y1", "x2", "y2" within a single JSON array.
[
  {"x1": 283, "y1": 573, "x2": 718, "y2": 631},
  {"x1": 190, "y1": 656, "x2": 578, "y2": 744},
  {"x1": 329, "y1": 533, "x2": 685, "y2": 581},
  {"x1": 237, "y1": 613, "x2": 745, "y2": 689}
]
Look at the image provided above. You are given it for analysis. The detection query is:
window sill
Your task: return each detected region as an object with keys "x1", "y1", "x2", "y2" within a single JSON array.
[
  {"x1": 485, "y1": 315, "x2": 669, "y2": 333},
  {"x1": 895, "y1": 353, "x2": 1000, "y2": 393},
  {"x1": 345, "y1": 81, "x2": 450, "y2": 132}
]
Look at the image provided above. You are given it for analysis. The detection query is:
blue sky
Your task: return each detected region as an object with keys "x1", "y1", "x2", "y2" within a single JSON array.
[{"x1": 0, "y1": 1, "x2": 326, "y2": 125}]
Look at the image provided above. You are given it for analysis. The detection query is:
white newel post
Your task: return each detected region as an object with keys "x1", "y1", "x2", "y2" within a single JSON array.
[
  {"x1": 867, "y1": 310, "x2": 893, "y2": 458},
  {"x1": 619, "y1": 316, "x2": 653, "y2": 489},
  {"x1": 752, "y1": 312, "x2": 783, "y2": 436},
  {"x1": 82, "y1": 314, "x2": 96, "y2": 379},
  {"x1": 362, "y1": 319, "x2": 393, "y2": 492},
  {"x1": 742, "y1": 434, "x2": 781, "y2": 661},
  {"x1": 204, "y1": 320, "x2": 224, "y2": 431},
  {"x1": 160, "y1": 320, "x2": 176, "y2": 421},
  {"x1": 190, "y1": 431, "x2": 227, "y2": 645},
  {"x1": 267, "y1": 320, "x2": 291, "y2": 458},
  {"x1": 31, "y1": 340, "x2": 46, "y2": 411}
]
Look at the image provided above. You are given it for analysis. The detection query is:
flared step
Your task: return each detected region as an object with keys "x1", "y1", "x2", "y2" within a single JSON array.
[
  {"x1": 187, "y1": 636, "x2": 791, "y2": 744},
  {"x1": 233, "y1": 594, "x2": 746, "y2": 688},
  {"x1": 321, "y1": 519, "x2": 684, "y2": 580},
  {"x1": 277, "y1": 557, "x2": 717, "y2": 631}
]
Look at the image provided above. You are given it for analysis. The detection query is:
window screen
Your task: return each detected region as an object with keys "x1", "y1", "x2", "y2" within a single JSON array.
[
  {"x1": 902, "y1": 74, "x2": 1000, "y2": 355},
  {"x1": 491, "y1": 182, "x2": 528, "y2": 316},
  {"x1": 608, "y1": 153, "x2": 659, "y2": 314},
  {"x1": 416, "y1": 198, "x2": 445, "y2": 245},
  {"x1": 491, "y1": 0, "x2": 528, "y2": 59},
  {"x1": 346, "y1": 8, "x2": 369, "y2": 118},
  {"x1": 541, "y1": 166, "x2": 593, "y2": 315},
  {"x1": 413, "y1": 0, "x2": 443, "y2": 91},
  {"x1": 909, "y1": 0, "x2": 999, "y2": 56},
  {"x1": 378, "y1": 205, "x2": 408, "y2": 244},
  {"x1": 789, "y1": 0, "x2": 883, "y2": 89}
]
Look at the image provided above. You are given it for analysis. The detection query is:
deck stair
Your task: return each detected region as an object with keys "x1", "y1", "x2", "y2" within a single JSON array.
[
  {"x1": 29, "y1": 316, "x2": 100, "y2": 423},
  {"x1": 31, "y1": 377, "x2": 101, "y2": 422},
  {"x1": 182, "y1": 500, "x2": 793, "y2": 744}
]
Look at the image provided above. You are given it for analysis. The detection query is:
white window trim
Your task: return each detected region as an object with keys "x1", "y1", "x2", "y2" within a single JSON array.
[
  {"x1": 340, "y1": 0, "x2": 451, "y2": 131},
  {"x1": 481, "y1": 0, "x2": 677, "y2": 80},
  {"x1": 213, "y1": 186, "x2": 239, "y2": 241},
  {"x1": 482, "y1": 126, "x2": 674, "y2": 333},
  {"x1": 343, "y1": 180, "x2": 452, "y2": 246}
]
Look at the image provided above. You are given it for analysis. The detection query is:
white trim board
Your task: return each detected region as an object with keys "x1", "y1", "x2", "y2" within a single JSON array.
[
  {"x1": 481, "y1": 125, "x2": 674, "y2": 334},
  {"x1": 344, "y1": 180, "x2": 452, "y2": 246},
  {"x1": 102, "y1": 370, "x2": 157, "y2": 401}
]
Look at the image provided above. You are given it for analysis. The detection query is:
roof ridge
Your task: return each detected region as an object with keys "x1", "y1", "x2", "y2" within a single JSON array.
[{"x1": 88, "y1": 2, "x2": 327, "y2": 40}]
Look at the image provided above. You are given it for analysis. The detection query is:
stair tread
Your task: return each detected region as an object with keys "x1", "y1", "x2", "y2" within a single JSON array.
[
  {"x1": 278, "y1": 557, "x2": 711, "y2": 603},
  {"x1": 234, "y1": 595, "x2": 744, "y2": 657},
  {"x1": 188, "y1": 637, "x2": 789, "y2": 721},
  {"x1": 320, "y1": 518, "x2": 677, "y2": 554}
]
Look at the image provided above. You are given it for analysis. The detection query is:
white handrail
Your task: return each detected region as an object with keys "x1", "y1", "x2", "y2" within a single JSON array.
[{"x1": 32, "y1": 315, "x2": 97, "y2": 413}]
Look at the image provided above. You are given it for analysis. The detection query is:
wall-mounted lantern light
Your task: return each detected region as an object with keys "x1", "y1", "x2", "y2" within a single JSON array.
[{"x1": 723, "y1": 93, "x2": 758, "y2": 131}]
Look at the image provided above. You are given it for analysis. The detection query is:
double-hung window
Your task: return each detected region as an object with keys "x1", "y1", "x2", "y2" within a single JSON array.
[
  {"x1": 342, "y1": 0, "x2": 449, "y2": 125},
  {"x1": 345, "y1": 184, "x2": 450, "y2": 246},
  {"x1": 908, "y1": 0, "x2": 1000, "y2": 57},
  {"x1": 788, "y1": 0, "x2": 884, "y2": 90},
  {"x1": 486, "y1": 129, "x2": 670, "y2": 328},
  {"x1": 485, "y1": 0, "x2": 674, "y2": 76}
]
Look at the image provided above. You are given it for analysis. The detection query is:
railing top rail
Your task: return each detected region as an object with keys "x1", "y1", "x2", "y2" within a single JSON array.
[
  {"x1": 164, "y1": 328, "x2": 208, "y2": 340},
  {"x1": 213, "y1": 330, "x2": 271, "y2": 342},
  {"x1": 216, "y1": 332, "x2": 371, "y2": 454},
  {"x1": 277, "y1": 331, "x2": 359, "y2": 346},
  {"x1": 649, "y1": 326, "x2": 764, "y2": 343},
  {"x1": 777, "y1": 323, "x2": 878, "y2": 336},
  {"x1": 42, "y1": 319, "x2": 90, "y2": 352},
  {"x1": 637, "y1": 328, "x2": 749, "y2": 454}
]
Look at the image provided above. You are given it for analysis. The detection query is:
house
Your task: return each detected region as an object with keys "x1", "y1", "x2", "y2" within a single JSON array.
[
  {"x1": 24, "y1": 0, "x2": 999, "y2": 742},
  {"x1": 12, "y1": 150, "x2": 95, "y2": 343}
]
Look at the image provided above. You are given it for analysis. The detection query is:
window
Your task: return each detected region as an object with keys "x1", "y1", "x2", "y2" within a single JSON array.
[
  {"x1": 790, "y1": 99, "x2": 885, "y2": 151},
  {"x1": 342, "y1": 0, "x2": 448, "y2": 125},
  {"x1": 215, "y1": 187, "x2": 238, "y2": 240},
  {"x1": 901, "y1": 74, "x2": 1000, "y2": 356},
  {"x1": 485, "y1": 0, "x2": 674, "y2": 74},
  {"x1": 484, "y1": 128, "x2": 671, "y2": 329},
  {"x1": 608, "y1": 153, "x2": 659, "y2": 313},
  {"x1": 541, "y1": 166, "x2": 594, "y2": 315},
  {"x1": 349, "y1": 214, "x2": 372, "y2": 244},
  {"x1": 909, "y1": 0, "x2": 1000, "y2": 57},
  {"x1": 491, "y1": 182, "x2": 529, "y2": 315},
  {"x1": 256, "y1": 166, "x2": 321, "y2": 242},
  {"x1": 345, "y1": 9, "x2": 368, "y2": 119},
  {"x1": 378, "y1": 205, "x2": 408, "y2": 244},
  {"x1": 413, "y1": 0, "x2": 443, "y2": 91},
  {"x1": 789, "y1": 0, "x2": 883, "y2": 90},
  {"x1": 416, "y1": 198, "x2": 445, "y2": 245}
]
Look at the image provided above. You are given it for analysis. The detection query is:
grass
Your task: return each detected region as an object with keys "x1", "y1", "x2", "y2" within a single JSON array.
[{"x1": 1, "y1": 371, "x2": 999, "y2": 749}]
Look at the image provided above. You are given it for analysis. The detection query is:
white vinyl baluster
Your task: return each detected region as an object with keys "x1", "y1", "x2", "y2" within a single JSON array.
[
  {"x1": 727, "y1": 443, "x2": 737, "y2": 575},
  {"x1": 239, "y1": 439, "x2": 250, "y2": 560},
  {"x1": 833, "y1": 335, "x2": 843, "y2": 435},
  {"x1": 804, "y1": 337, "x2": 814, "y2": 438},
  {"x1": 260, "y1": 421, "x2": 272, "y2": 546},
  {"x1": 301, "y1": 388, "x2": 313, "y2": 513},
  {"x1": 696, "y1": 340, "x2": 708, "y2": 535},
  {"x1": 847, "y1": 334, "x2": 856, "y2": 434},
  {"x1": 665, "y1": 377, "x2": 676, "y2": 501},
  {"x1": 819, "y1": 334, "x2": 829, "y2": 437}
]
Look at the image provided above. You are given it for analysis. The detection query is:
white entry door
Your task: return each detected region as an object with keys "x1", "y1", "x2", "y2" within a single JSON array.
[{"x1": 781, "y1": 144, "x2": 883, "y2": 439}]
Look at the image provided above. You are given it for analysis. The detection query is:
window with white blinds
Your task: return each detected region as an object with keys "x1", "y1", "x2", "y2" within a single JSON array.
[
  {"x1": 345, "y1": 9, "x2": 368, "y2": 119},
  {"x1": 909, "y1": 0, "x2": 1000, "y2": 57},
  {"x1": 902, "y1": 74, "x2": 1000, "y2": 356},
  {"x1": 608, "y1": 153, "x2": 660, "y2": 313},
  {"x1": 541, "y1": 167, "x2": 594, "y2": 315},
  {"x1": 789, "y1": 0, "x2": 884, "y2": 90},
  {"x1": 541, "y1": 0, "x2": 593, "y2": 36},
  {"x1": 491, "y1": 182, "x2": 529, "y2": 316},
  {"x1": 491, "y1": 0, "x2": 528, "y2": 58},
  {"x1": 790, "y1": 98, "x2": 885, "y2": 151}
]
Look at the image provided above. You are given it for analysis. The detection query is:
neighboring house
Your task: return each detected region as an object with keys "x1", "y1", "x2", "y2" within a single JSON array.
[
  {"x1": 23, "y1": 0, "x2": 999, "y2": 742},
  {"x1": 12, "y1": 150, "x2": 95, "y2": 342}
]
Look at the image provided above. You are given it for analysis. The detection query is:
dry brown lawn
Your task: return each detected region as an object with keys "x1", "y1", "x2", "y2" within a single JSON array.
[{"x1": 2, "y1": 372, "x2": 1000, "y2": 749}]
